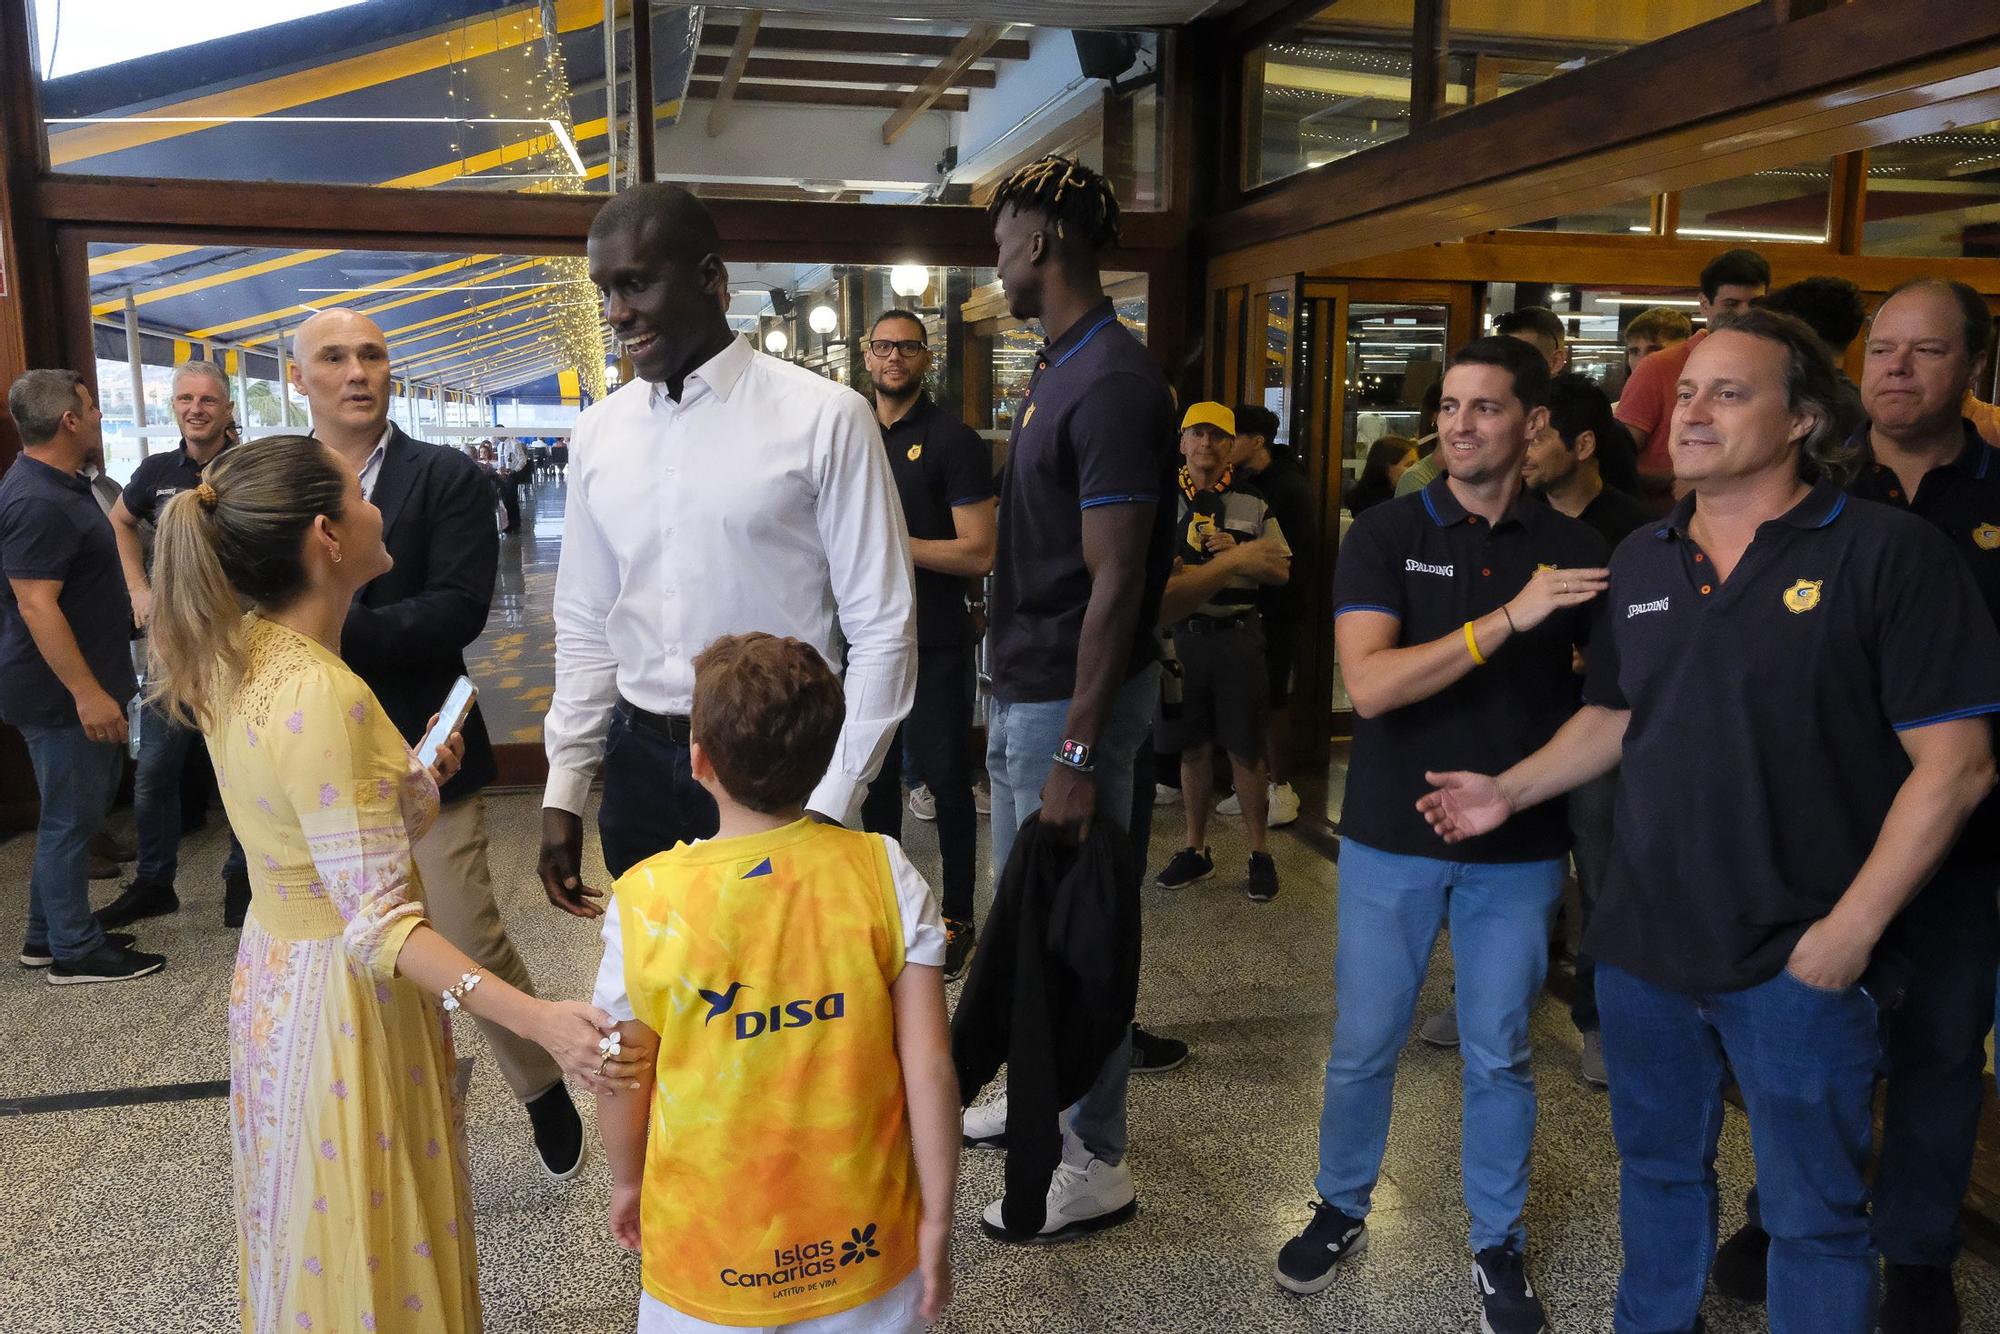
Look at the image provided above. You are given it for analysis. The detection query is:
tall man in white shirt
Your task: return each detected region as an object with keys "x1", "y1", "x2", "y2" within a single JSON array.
[{"x1": 537, "y1": 184, "x2": 915, "y2": 913}]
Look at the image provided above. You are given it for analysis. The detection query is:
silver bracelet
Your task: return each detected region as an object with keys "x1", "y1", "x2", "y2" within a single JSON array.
[{"x1": 441, "y1": 967, "x2": 484, "y2": 1012}]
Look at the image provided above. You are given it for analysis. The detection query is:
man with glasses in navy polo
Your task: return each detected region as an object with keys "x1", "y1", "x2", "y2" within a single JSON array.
[
  {"x1": 1418, "y1": 308, "x2": 2000, "y2": 1334},
  {"x1": 859, "y1": 308, "x2": 996, "y2": 982},
  {"x1": 1275, "y1": 336, "x2": 1609, "y2": 1334}
]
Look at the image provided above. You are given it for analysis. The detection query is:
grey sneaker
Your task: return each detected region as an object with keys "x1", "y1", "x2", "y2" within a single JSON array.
[
  {"x1": 907, "y1": 785, "x2": 937, "y2": 822},
  {"x1": 1419, "y1": 1009, "x2": 1460, "y2": 1048},
  {"x1": 1580, "y1": 1030, "x2": 1608, "y2": 1088}
]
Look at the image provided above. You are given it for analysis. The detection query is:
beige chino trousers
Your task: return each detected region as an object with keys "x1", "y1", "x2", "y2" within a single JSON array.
[{"x1": 411, "y1": 793, "x2": 562, "y2": 1103}]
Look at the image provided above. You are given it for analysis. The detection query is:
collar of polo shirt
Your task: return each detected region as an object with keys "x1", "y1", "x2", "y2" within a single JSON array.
[
  {"x1": 1417, "y1": 472, "x2": 1542, "y2": 531},
  {"x1": 1652, "y1": 478, "x2": 1848, "y2": 542}
]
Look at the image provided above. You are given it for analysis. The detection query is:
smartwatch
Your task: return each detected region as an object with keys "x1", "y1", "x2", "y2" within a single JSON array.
[{"x1": 1054, "y1": 739, "x2": 1095, "y2": 773}]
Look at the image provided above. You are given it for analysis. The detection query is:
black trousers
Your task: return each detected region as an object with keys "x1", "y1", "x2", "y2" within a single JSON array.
[
  {"x1": 597, "y1": 704, "x2": 719, "y2": 881},
  {"x1": 861, "y1": 643, "x2": 976, "y2": 923}
]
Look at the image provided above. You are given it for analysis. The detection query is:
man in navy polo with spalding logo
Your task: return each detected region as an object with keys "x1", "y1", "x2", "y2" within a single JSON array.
[
  {"x1": 1275, "y1": 336, "x2": 1608, "y2": 1334},
  {"x1": 1419, "y1": 308, "x2": 2000, "y2": 1334}
]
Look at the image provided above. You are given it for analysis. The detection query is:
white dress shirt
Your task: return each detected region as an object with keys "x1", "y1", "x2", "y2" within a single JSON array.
[{"x1": 543, "y1": 335, "x2": 916, "y2": 827}]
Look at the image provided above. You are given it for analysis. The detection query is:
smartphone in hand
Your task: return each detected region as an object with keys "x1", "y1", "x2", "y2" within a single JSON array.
[{"x1": 417, "y1": 676, "x2": 478, "y2": 770}]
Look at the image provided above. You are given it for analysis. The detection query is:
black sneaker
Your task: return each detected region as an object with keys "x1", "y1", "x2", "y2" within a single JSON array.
[
  {"x1": 526, "y1": 1082, "x2": 587, "y2": 1181},
  {"x1": 1247, "y1": 851, "x2": 1280, "y2": 902},
  {"x1": 1881, "y1": 1261, "x2": 1959, "y2": 1334},
  {"x1": 21, "y1": 931, "x2": 132, "y2": 968},
  {"x1": 1710, "y1": 1220, "x2": 1769, "y2": 1303},
  {"x1": 1473, "y1": 1244, "x2": 1548, "y2": 1334},
  {"x1": 47, "y1": 941, "x2": 166, "y2": 986},
  {"x1": 96, "y1": 879, "x2": 179, "y2": 930},
  {"x1": 942, "y1": 918, "x2": 976, "y2": 982},
  {"x1": 1130, "y1": 1025, "x2": 1189, "y2": 1074},
  {"x1": 223, "y1": 869, "x2": 252, "y2": 929},
  {"x1": 1274, "y1": 1200, "x2": 1368, "y2": 1294},
  {"x1": 1155, "y1": 846, "x2": 1214, "y2": 889}
]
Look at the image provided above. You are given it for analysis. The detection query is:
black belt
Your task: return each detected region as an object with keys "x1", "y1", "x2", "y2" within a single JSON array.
[
  {"x1": 1177, "y1": 611, "x2": 1256, "y2": 636},
  {"x1": 618, "y1": 699, "x2": 692, "y2": 744}
]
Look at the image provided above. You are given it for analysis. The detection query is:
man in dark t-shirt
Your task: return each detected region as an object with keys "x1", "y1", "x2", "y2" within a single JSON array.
[
  {"x1": 966, "y1": 154, "x2": 1175, "y2": 1246},
  {"x1": 857, "y1": 309, "x2": 996, "y2": 981},
  {"x1": 1419, "y1": 311, "x2": 2000, "y2": 1334},
  {"x1": 1276, "y1": 338, "x2": 1607, "y2": 1334},
  {"x1": 0, "y1": 371, "x2": 162, "y2": 985},
  {"x1": 103, "y1": 360, "x2": 249, "y2": 930},
  {"x1": 1230, "y1": 403, "x2": 1315, "y2": 829},
  {"x1": 1519, "y1": 371, "x2": 1649, "y2": 1084}
]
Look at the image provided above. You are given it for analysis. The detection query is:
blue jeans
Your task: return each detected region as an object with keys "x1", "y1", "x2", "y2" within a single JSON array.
[
  {"x1": 1598, "y1": 962, "x2": 1880, "y2": 1334},
  {"x1": 21, "y1": 723, "x2": 123, "y2": 961},
  {"x1": 1316, "y1": 839, "x2": 1564, "y2": 1251},
  {"x1": 134, "y1": 701, "x2": 245, "y2": 886},
  {"x1": 986, "y1": 662, "x2": 1158, "y2": 1168},
  {"x1": 597, "y1": 705, "x2": 718, "y2": 881}
]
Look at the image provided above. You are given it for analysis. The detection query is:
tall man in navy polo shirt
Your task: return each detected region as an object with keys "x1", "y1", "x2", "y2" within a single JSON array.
[
  {"x1": 1275, "y1": 337, "x2": 1608, "y2": 1334},
  {"x1": 1711, "y1": 280, "x2": 2000, "y2": 1333},
  {"x1": 859, "y1": 307, "x2": 996, "y2": 981},
  {"x1": 965, "y1": 154, "x2": 1175, "y2": 1243},
  {"x1": 1419, "y1": 309, "x2": 2000, "y2": 1334},
  {"x1": 102, "y1": 360, "x2": 250, "y2": 930},
  {"x1": 0, "y1": 371, "x2": 164, "y2": 985}
]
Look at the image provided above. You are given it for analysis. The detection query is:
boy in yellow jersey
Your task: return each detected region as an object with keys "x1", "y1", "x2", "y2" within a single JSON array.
[{"x1": 594, "y1": 633, "x2": 959, "y2": 1333}]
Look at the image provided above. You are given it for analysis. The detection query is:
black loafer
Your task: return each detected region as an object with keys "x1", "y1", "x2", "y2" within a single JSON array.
[{"x1": 526, "y1": 1083, "x2": 587, "y2": 1181}]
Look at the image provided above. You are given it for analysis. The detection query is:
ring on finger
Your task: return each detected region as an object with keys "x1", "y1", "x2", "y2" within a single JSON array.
[{"x1": 1561, "y1": 579, "x2": 1569, "y2": 593}]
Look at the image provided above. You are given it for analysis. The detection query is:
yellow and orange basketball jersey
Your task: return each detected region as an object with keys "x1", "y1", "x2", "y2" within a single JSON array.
[{"x1": 614, "y1": 818, "x2": 921, "y2": 1327}]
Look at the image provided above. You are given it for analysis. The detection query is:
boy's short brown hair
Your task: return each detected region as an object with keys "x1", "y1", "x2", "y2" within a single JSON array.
[{"x1": 691, "y1": 633, "x2": 846, "y2": 814}]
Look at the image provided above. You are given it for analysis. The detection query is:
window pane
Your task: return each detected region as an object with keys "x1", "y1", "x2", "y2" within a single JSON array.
[
  {"x1": 653, "y1": 10, "x2": 1166, "y2": 210},
  {"x1": 40, "y1": 0, "x2": 619, "y2": 192},
  {"x1": 1677, "y1": 159, "x2": 1834, "y2": 245},
  {"x1": 1248, "y1": 1, "x2": 1417, "y2": 188},
  {"x1": 1862, "y1": 121, "x2": 2000, "y2": 259},
  {"x1": 1507, "y1": 197, "x2": 1657, "y2": 236},
  {"x1": 1443, "y1": 0, "x2": 1759, "y2": 111}
]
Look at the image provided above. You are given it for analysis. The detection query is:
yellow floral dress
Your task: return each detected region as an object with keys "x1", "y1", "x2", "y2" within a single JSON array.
[{"x1": 212, "y1": 617, "x2": 480, "y2": 1333}]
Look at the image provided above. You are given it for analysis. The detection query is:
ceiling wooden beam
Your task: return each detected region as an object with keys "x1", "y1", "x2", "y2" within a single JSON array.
[
  {"x1": 702, "y1": 23, "x2": 1030, "y2": 62},
  {"x1": 883, "y1": 25, "x2": 1007, "y2": 146},
  {"x1": 691, "y1": 53, "x2": 997, "y2": 90},
  {"x1": 691, "y1": 79, "x2": 970, "y2": 114},
  {"x1": 706, "y1": 9, "x2": 764, "y2": 138}
]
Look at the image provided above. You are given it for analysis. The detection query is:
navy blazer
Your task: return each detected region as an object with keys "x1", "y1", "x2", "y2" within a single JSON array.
[{"x1": 342, "y1": 426, "x2": 499, "y2": 801}]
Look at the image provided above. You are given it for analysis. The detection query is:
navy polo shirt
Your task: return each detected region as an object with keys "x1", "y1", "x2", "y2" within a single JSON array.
[
  {"x1": 1333, "y1": 473, "x2": 1609, "y2": 862},
  {"x1": 1849, "y1": 419, "x2": 2000, "y2": 866},
  {"x1": 879, "y1": 393, "x2": 995, "y2": 649},
  {"x1": 120, "y1": 438, "x2": 228, "y2": 527},
  {"x1": 0, "y1": 456, "x2": 138, "y2": 728},
  {"x1": 1582, "y1": 481, "x2": 2000, "y2": 994},
  {"x1": 990, "y1": 299, "x2": 1176, "y2": 703}
]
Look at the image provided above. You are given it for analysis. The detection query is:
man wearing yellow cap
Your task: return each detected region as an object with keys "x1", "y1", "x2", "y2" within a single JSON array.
[{"x1": 1154, "y1": 402, "x2": 1291, "y2": 902}]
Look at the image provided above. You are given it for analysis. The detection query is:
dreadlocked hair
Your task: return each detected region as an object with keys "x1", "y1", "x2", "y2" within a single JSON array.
[{"x1": 986, "y1": 155, "x2": 1121, "y2": 251}]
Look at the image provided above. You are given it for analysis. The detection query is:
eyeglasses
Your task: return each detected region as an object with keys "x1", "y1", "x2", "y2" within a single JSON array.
[{"x1": 866, "y1": 339, "x2": 928, "y2": 358}]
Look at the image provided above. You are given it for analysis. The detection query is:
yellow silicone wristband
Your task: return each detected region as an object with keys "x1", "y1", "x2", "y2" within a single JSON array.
[{"x1": 1463, "y1": 620, "x2": 1487, "y2": 666}]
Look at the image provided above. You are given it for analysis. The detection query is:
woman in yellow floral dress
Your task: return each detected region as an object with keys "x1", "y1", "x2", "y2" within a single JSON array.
[{"x1": 146, "y1": 436, "x2": 641, "y2": 1333}]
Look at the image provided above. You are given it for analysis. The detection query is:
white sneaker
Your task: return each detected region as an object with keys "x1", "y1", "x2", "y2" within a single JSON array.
[
  {"x1": 962, "y1": 1095, "x2": 1008, "y2": 1150},
  {"x1": 973, "y1": 782, "x2": 991, "y2": 816},
  {"x1": 1418, "y1": 1010, "x2": 1460, "y2": 1048},
  {"x1": 1215, "y1": 790, "x2": 1243, "y2": 816},
  {"x1": 1267, "y1": 782, "x2": 1301, "y2": 828},
  {"x1": 981, "y1": 1154, "x2": 1137, "y2": 1243},
  {"x1": 907, "y1": 785, "x2": 937, "y2": 822},
  {"x1": 1152, "y1": 783, "x2": 1180, "y2": 807}
]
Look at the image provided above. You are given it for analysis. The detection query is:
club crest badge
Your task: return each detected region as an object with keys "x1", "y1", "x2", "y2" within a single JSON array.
[
  {"x1": 907, "y1": 441, "x2": 923, "y2": 462},
  {"x1": 1782, "y1": 579, "x2": 1823, "y2": 614},
  {"x1": 1973, "y1": 523, "x2": 2000, "y2": 551}
]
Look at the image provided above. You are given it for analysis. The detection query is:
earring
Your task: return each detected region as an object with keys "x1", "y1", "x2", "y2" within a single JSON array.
[{"x1": 330, "y1": 548, "x2": 343, "y2": 564}]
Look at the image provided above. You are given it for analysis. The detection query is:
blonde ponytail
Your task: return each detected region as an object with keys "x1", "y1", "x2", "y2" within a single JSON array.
[{"x1": 145, "y1": 435, "x2": 350, "y2": 728}]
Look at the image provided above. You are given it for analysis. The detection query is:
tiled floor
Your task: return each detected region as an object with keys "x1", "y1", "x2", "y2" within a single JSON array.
[
  {"x1": 6, "y1": 795, "x2": 2000, "y2": 1331},
  {"x1": 465, "y1": 472, "x2": 564, "y2": 744}
]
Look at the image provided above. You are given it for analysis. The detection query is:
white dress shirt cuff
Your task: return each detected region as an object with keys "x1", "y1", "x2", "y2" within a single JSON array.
[
  {"x1": 807, "y1": 772, "x2": 867, "y2": 831},
  {"x1": 543, "y1": 765, "x2": 596, "y2": 818}
]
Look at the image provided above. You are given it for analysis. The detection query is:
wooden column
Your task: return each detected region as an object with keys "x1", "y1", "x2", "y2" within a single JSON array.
[{"x1": 0, "y1": 0, "x2": 61, "y2": 467}]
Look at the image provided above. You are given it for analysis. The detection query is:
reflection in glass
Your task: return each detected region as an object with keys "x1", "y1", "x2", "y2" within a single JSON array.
[
  {"x1": 1507, "y1": 197, "x2": 1655, "y2": 236},
  {"x1": 1249, "y1": 1, "x2": 1417, "y2": 187},
  {"x1": 1675, "y1": 159, "x2": 1833, "y2": 245},
  {"x1": 1256, "y1": 292, "x2": 1294, "y2": 444},
  {"x1": 1863, "y1": 121, "x2": 2000, "y2": 259},
  {"x1": 1443, "y1": 0, "x2": 1758, "y2": 110}
]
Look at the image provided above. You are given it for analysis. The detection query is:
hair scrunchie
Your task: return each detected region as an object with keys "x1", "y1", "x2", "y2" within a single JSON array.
[{"x1": 194, "y1": 482, "x2": 219, "y2": 511}]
